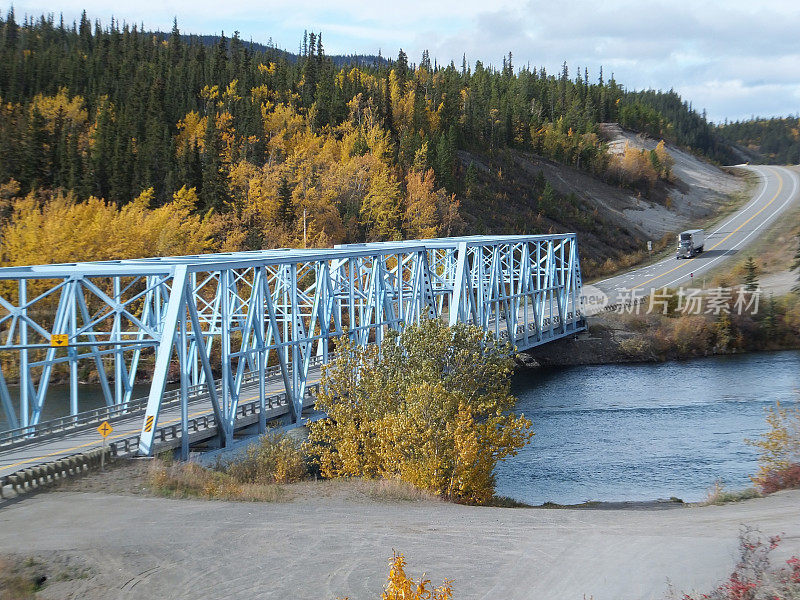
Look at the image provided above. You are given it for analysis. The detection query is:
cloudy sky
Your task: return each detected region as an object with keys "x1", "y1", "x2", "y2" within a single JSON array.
[{"x1": 8, "y1": 0, "x2": 800, "y2": 122}]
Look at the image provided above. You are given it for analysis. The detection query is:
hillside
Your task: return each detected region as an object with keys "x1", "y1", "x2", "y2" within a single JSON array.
[
  {"x1": 0, "y1": 10, "x2": 748, "y2": 276},
  {"x1": 454, "y1": 126, "x2": 745, "y2": 276},
  {"x1": 715, "y1": 117, "x2": 800, "y2": 165},
  {"x1": 601, "y1": 124, "x2": 744, "y2": 230}
]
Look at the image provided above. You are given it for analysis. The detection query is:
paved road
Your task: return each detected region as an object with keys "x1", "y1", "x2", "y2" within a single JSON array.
[
  {"x1": 592, "y1": 165, "x2": 800, "y2": 303},
  {"x1": 0, "y1": 369, "x2": 316, "y2": 478}
]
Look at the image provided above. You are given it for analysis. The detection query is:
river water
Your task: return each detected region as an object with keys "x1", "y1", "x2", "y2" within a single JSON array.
[
  {"x1": 3, "y1": 351, "x2": 799, "y2": 505},
  {"x1": 495, "y1": 350, "x2": 800, "y2": 505}
]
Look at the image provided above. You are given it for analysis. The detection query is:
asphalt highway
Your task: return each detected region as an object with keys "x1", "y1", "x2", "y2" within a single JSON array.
[{"x1": 591, "y1": 165, "x2": 800, "y2": 305}]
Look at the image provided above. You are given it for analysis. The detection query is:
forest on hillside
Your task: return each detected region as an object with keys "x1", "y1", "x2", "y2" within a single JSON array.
[
  {"x1": 715, "y1": 117, "x2": 800, "y2": 164},
  {"x1": 0, "y1": 9, "x2": 740, "y2": 271}
]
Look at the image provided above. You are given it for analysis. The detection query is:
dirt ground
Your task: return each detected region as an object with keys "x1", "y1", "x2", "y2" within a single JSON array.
[{"x1": 1, "y1": 463, "x2": 799, "y2": 600}]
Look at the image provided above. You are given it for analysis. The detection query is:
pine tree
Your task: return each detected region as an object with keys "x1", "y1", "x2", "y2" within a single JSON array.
[
  {"x1": 743, "y1": 256, "x2": 759, "y2": 291},
  {"x1": 201, "y1": 111, "x2": 227, "y2": 211},
  {"x1": 277, "y1": 176, "x2": 294, "y2": 226},
  {"x1": 22, "y1": 106, "x2": 49, "y2": 191}
]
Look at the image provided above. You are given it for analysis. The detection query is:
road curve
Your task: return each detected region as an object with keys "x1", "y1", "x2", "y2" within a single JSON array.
[{"x1": 592, "y1": 165, "x2": 800, "y2": 302}]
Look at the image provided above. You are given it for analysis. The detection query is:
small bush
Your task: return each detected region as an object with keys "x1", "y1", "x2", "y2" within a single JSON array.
[
  {"x1": 758, "y1": 464, "x2": 800, "y2": 494},
  {"x1": 705, "y1": 481, "x2": 761, "y2": 505},
  {"x1": 220, "y1": 432, "x2": 308, "y2": 485},
  {"x1": 746, "y1": 402, "x2": 800, "y2": 493},
  {"x1": 618, "y1": 336, "x2": 655, "y2": 360},
  {"x1": 339, "y1": 553, "x2": 453, "y2": 600},
  {"x1": 381, "y1": 553, "x2": 453, "y2": 600},
  {"x1": 680, "y1": 527, "x2": 800, "y2": 600}
]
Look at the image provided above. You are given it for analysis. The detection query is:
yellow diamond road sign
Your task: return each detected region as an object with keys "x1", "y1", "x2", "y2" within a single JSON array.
[
  {"x1": 50, "y1": 334, "x2": 68, "y2": 347},
  {"x1": 97, "y1": 421, "x2": 113, "y2": 438}
]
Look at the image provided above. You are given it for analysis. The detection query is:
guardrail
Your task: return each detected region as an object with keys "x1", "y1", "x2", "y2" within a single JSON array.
[
  {"x1": 0, "y1": 384, "x2": 319, "y2": 499},
  {"x1": 0, "y1": 354, "x2": 328, "y2": 448}
]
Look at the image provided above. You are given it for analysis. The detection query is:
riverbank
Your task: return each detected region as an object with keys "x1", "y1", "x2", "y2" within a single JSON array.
[
  {"x1": 1, "y1": 478, "x2": 798, "y2": 600},
  {"x1": 521, "y1": 295, "x2": 800, "y2": 368}
]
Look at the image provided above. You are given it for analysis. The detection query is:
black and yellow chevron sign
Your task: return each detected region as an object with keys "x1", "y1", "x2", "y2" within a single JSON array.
[
  {"x1": 50, "y1": 334, "x2": 68, "y2": 347},
  {"x1": 144, "y1": 415, "x2": 155, "y2": 433}
]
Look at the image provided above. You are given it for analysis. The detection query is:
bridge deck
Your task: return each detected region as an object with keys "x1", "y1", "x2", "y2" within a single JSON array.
[{"x1": 0, "y1": 313, "x2": 584, "y2": 481}]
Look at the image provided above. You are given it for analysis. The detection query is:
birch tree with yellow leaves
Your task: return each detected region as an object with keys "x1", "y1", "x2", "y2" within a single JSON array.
[{"x1": 306, "y1": 319, "x2": 533, "y2": 505}]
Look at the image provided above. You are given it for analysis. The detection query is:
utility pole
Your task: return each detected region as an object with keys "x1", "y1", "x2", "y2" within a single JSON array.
[{"x1": 303, "y1": 209, "x2": 307, "y2": 247}]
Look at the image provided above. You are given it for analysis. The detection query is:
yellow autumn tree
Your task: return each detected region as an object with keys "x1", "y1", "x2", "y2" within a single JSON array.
[
  {"x1": 653, "y1": 140, "x2": 675, "y2": 180},
  {"x1": 306, "y1": 319, "x2": 533, "y2": 505},
  {"x1": 0, "y1": 187, "x2": 217, "y2": 269},
  {"x1": 30, "y1": 87, "x2": 88, "y2": 133},
  {"x1": 747, "y1": 402, "x2": 800, "y2": 491},
  {"x1": 403, "y1": 169, "x2": 440, "y2": 239},
  {"x1": 176, "y1": 110, "x2": 207, "y2": 152},
  {"x1": 610, "y1": 142, "x2": 658, "y2": 188},
  {"x1": 360, "y1": 167, "x2": 402, "y2": 240},
  {"x1": 403, "y1": 168, "x2": 464, "y2": 239}
]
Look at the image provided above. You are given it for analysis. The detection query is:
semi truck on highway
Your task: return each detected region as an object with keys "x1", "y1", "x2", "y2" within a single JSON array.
[{"x1": 676, "y1": 229, "x2": 704, "y2": 258}]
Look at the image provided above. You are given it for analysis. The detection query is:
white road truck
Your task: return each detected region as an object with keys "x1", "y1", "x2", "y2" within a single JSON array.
[{"x1": 676, "y1": 229, "x2": 704, "y2": 259}]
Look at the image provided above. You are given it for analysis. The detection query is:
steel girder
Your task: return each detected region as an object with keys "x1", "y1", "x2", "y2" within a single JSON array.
[{"x1": 0, "y1": 234, "x2": 584, "y2": 455}]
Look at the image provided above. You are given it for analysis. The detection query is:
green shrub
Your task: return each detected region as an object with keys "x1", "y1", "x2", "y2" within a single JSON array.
[{"x1": 220, "y1": 432, "x2": 308, "y2": 485}]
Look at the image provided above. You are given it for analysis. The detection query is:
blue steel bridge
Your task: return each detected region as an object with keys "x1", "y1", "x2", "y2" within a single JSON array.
[{"x1": 0, "y1": 234, "x2": 584, "y2": 485}]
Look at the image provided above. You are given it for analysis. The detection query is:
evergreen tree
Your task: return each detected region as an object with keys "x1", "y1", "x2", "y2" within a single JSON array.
[
  {"x1": 201, "y1": 111, "x2": 227, "y2": 211},
  {"x1": 743, "y1": 256, "x2": 759, "y2": 291},
  {"x1": 22, "y1": 107, "x2": 49, "y2": 191},
  {"x1": 277, "y1": 176, "x2": 294, "y2": 226}
]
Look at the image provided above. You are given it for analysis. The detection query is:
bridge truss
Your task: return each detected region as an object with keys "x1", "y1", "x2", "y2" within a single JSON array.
[{"x1": 0, "y1": 234, "x2": 584, "y2": 455}]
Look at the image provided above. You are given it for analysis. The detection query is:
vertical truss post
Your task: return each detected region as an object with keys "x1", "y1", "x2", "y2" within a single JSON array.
[
  {"x1": 139, "y1": 266, "x2": 188, "y2": 456},
  {"x1": 179, "y1": 306, "x2": 189, "y2": 460},
  {"x1": 220, "y1": 269, "x2": 233, "y2": 443},
  {"x1": 68, "y1": 280, "x2": 79, "y2": 417},
  {"x1": 113, "y1": 277, "x2": 123, "y2": 406},
  {"x1": 290, "y1": 262, "x2": 301, "y2": 422},
  {"x1": 0, "y1": 364, "x2": 17, "y2": 430},
  {"x1": 19, "y1": 279, "x2": 28, "y2": 428},
  {"x1": 257, "y1": 267, "x2": 266, "y2": 434}
]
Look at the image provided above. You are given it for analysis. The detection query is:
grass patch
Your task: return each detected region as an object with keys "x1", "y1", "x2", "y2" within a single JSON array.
[
  {"x1": 148, "y1": 432, "x2": 308, "y2": 502},
  {"x1": 148, "y1": 461, "x2": 289, "y2": 502},
  {"x1": 0, "y1": 556, "x2": 46, "y2": 600},
  {"x1": 704, "y1": 480, "x2": 762, "y2": 505},
  {"x1": 285, "y1": 477, "x2": 443, "y2": 503},
  {"x1": 486, "y1": 495, "x2": 532, "y2": 508}
]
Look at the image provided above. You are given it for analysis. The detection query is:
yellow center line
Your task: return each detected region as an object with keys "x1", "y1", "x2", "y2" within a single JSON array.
[{"x1": 631, "y1": 168, "x2": 784, "y2": 291}]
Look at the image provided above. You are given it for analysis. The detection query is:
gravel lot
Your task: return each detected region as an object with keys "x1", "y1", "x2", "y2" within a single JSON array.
[{"x1": 1, "y1": 465, "x2": 798, "y2": 600}]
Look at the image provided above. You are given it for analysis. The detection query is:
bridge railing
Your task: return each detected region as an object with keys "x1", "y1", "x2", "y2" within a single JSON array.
[
  {"x1": 0, "y1": 354, "x2": 327, "y2": 448},
  {"x1": 0, "y1": 384, "x2": 319, "y2": 498}
]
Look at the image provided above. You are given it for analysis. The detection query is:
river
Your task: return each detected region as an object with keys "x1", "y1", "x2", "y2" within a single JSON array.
[{"x1": 495, "y1": 350, "x2": 800, "y2": 505}]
